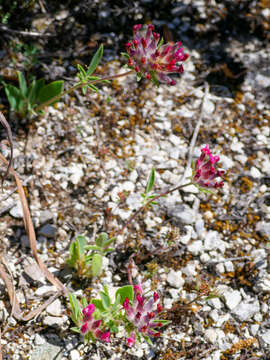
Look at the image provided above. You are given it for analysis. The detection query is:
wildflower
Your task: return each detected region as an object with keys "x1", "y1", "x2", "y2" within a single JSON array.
[
  {"x1": 80, "y1": 303, "x2": 110, "y2": 342},
  {"x1": 192, "y1": 145, "x2": 225, "y2": 189},
  {"x1": 125, "y1": 24, "x2": 188, "y2": 85},
  {"x1": 123, "y1": 285, "x2": 163, "y2": 346}
]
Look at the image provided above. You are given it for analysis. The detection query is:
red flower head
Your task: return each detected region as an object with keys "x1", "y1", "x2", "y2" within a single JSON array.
[
  {"x1": 125, "y1": 24, "x2": 189, "y2": 86},
  {"x1": 192, "y1": 145, "x2": 225, "y2": 189}
]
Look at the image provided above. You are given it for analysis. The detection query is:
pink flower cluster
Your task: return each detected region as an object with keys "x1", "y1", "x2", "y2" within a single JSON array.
[
  {"x1": 192, "y1": 145, "x2": 225, "y2": 189},
  {"x1": 126, "y1": 24, "x2": 189, "y2": 85},
  {"x1": 80, "y1": 303, "x2": 110, "y2": 342},
  {"x1": 123, "y1": 284, "x2": 163, "y2": 347}
]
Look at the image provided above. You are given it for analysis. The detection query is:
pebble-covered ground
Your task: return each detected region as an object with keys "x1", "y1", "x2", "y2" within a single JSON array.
[{"x1": 0, "y1": 1, "x2": 270, "y2": 359}]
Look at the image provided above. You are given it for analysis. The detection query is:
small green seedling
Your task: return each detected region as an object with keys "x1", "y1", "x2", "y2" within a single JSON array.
[{"x1": 67, "y1": 233, "x2": 116, "y2": 278}]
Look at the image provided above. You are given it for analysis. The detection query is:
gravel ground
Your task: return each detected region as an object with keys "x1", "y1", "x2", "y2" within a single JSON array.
[{"x1": 0, "y1": 1, "x2": 270, "y2": 359}]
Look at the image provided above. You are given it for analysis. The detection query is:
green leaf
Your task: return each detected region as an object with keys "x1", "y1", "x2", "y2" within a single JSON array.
[
  {"x1": 71, "y1": 327, "x2": 81, "y2": 333},
  {"x1": 69, "y1": 293, "x2": 81, "y2": 323},
  {"x1": 68, "y1": 241, "x2": 77, "y2": 268},
  {"x1": 84, "y1": 245, "x2": 102, "y2": 252},
  {"x1": 96, "y1": 233, "x2": 108, "y2": 247},
  {"x1": 100, "y1": 291, "x2": 111, "y2": 309},
  {"x1": 103, "y1": 237, "x2": 116, "y2": 247},
  {"x1": 4, "y1": 83, "x2": 23, "y2": 112},
  {"x1": 76, "y1": 235, "x2": 86, "y2": 258},
  {"x1": 88, "y1": 84, "x2": 99, "y2": 93},
  {"x1": 86, "y1": 44, "x2": 103, "y2": 76},
  {"x1": 82, "y1": 85, "x2": 87, "y2": 95},
  {"x1": 115, "y1": 285, "x2": 134, "y2": 304},
  {"x1": 92, "y1": 299, "x2": 105, "y2": 312},
  {"x1": 149, "y1": 71, "x2": 159, "y2": 87},
  {"x1": 38, "y1": 80, "x2": 64, "y2": 105},
  {"x1": 91, "y1": 253, "x2": 103, "y2": 277},
  {"x1": 17, "y1": 71, "x2": 27, "y2": 97},
  {"x1": 77, "y1": 64, "x2": 87, "y2": 78},
  {"x1": 136, "y1": 72, "x2": 142, "y2": 82},
  {"x1": 81, "y1": 297, "x2": 88, "y2": 308},
  {"x1": 157, "y1": 37, "x2": 164, "y2": 50},
  {"x1": 103, "y1": 247, "x2": 115, "y2": 253},
  {"x1": 87, "y1": 76, "x2": 101, "y2": 81},
  {"x1": 121, "y1": 52, "x2": 130, "y2": 58},
  {"x1": 145, "y1": 168, "x2": 155, "y2": 194}
]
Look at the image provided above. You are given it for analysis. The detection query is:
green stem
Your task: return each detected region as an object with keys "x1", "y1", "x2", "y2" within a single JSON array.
[
  {"x1": 35, "y1": 70, "x2": 134, "y2": 112},
  {"x1": 117, "y1": 182, "x2": 193, "y2": 236}
]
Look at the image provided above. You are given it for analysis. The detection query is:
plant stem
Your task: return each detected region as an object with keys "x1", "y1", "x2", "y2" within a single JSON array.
[
  {"x1": 117, "y1": 182, "x2": 193, "y2": 235},
  {"x1": 35, "y1": 70, "x2": 134, "y2": 112}
]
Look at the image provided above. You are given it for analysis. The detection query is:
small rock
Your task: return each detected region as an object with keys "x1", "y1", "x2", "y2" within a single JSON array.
[
  {"x1": 43, "y1": 315, "x2": 67, "y2": 327},
  {"x1": 39, "y1": 210, "x2": 54, "y2": 225},
  {"x1": 167, "y1": 269, "x2": 185, "y2": 288},
  {"x1": 250, "y1": 166, "x2": 261, "y2": 179},
  {"x1": 30, "y1": 342, "x2": 62, "y2": 360},
  {"x1": 223, "y1": 290, "x2": 242, "y2": 310},
  {"x1": 38, "y1": 224, "x2": 57, "y2": 238},
  {"x1": 21, "y1": 235, "x2": 30, "y2": 248},
  {"x1": 69, "y1": 164, "x2": 84, "y2": 185},
  {"x1": 250, "y1": 324, "x2": 259, "y2": 336},
  {"x1": 24, "y1": 262, "x2": 46, "y2": 283},
  {"x1": 204, "y1": 99, "x2": 215, "y2": 114},
  {"x1": 9, "y1": 202, "x2": 23, "y2": 219},
  {"x1": 231, "y1": 300, "x2": 260, "y2": 321},
  {"x1": 188, "y1": 240, "x2": 203, "y2": 255},
  {"x1": 179, "y1": 226, "x2": 193, "y2": 245},
  {"x1": 34, "y1": 334, "x2": 46, "y2": 345},
  {"x1": 69, "y1": 349, "x2": 81, "y2": 360},
  {"x1": 35, "y1": 285, "x2": 57, "y2": 296},
  {"x1": 219, "y1": 155, "x2": 234, "y2": 169},
  {"x1": 204, "y1": 231, "x2": 226, "y2": 253},
  {"x1": 205, "y1": 328, "x2": 217, "y2": 343},
  {"x1": 167, "y1": 204, "x2": 196, "y2": 224},
  {"x1": 256, "y1": 221, "x2": 270, "y2": 237},
  {"x1": 261, "y1": 329, "x2": 270, "y2": 345},
  {"x1": 46, "y1": 299, "x2": 62, "y2": 317},
  {"x1": 224, "y1": 261, "x2": 234, "y2": 273}
]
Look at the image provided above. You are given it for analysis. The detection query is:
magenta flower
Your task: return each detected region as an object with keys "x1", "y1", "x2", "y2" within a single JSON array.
[
  {"x1": 125, "y1": 24, "x2": 189, "y2": 85},
  {"x1": 80, "y1": 303, "x2": 110, "y2": 343},
  {"x1": 192, "y1": 145, "x2": 225, "y2": 189},
  {"x1": 127, "y1": 332, "x2": 136, "y2": 347},
  {"x1": 123, "y1": 285, "x2": 163, "y2": 346}
]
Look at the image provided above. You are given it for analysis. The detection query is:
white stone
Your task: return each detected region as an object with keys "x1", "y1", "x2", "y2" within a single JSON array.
[
  {"x1": 250, "y1": 324, "x2": 259, "y2": 336},
  {"x1": 224, "y1": 261, "x2": 234, "y2": 273},
  {"x1": 46, "y1": 299, "x2": 62, "y2": 317},
  {"x1": 208, "y1": 297, "x2": 222, "y2": 309},
  {"x1": 209, "y1": 309, "x2": 219, "y2": 322},
  {"x1": 179, "y1": 226, "x2": 193, "y2": 245},
  {"x1": 204, "y1": 231, "x2": 226, "y2": 253},
  {"x1": 219, "y1": 155, "x2": 234, "y2": 169},
  {"x1": 200, "y1": 253, "x2": 210, "y2": 263},
  {"x1": 223, "y1": 290, "x2": 242, "y2": 310},
  {"x1": 35, "y1": 286, "x2": 57, "y2": 296},
  {"x1": 205, "y1": 328, "x2": 217, "y2": 343},
  {"x1": 204, "y1": 99, "x2": 215, "y2": 114},
  {"x1": 69, "y1": 164, "x2": 84, "y2": 185},
  {"x1": 250, "y1": 166, "x2": 261, "y2": 179},
  {"x1": 43, "y1": 315, "x2": 67, "y2": 327},
  {"x1": 167, "y1": 269, "x2": 185, "y2": 288},
  {"x1": 261, "y1": 329, "x2": 270, "y2": 345},
  {"x1": 231, "y1": 300, "x2": 260, "y2": 321},
  {"x1": 34, "y1": 334, "x2": 45, "y2": 345},
  {"x1": 231, "y1": 141, "x2": 244, "y2": 153},
  {"x1": 9, "y1": 202, "x2": 23, "y2": 219},
  {"x1": 69, "y1": 349, "x2": 81, "y2": 360},
  {"x1": 188, "y1": 240, "x2": 203, "y2": 255}
]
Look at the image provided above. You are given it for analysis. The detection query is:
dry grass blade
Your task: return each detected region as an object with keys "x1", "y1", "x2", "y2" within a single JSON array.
[
  {"x1": 0, "y1": 263, "x2": 22, "y2": 320},
  {"x1": 0, "y1": 111, "x2": 13, "y2": 187},
  {"x1": 0, "y1": 153, "x2": 68, "y2": 295}
]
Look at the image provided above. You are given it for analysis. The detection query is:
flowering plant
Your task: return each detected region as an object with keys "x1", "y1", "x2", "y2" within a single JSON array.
[{"x1": 69, "y1": 284, "x2": 169, "y2": 347}]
